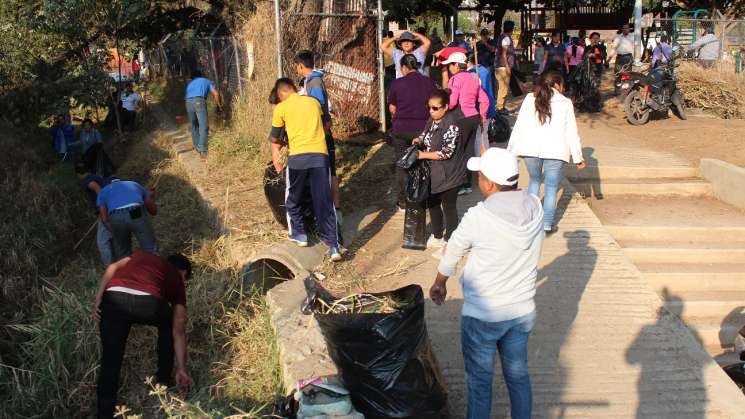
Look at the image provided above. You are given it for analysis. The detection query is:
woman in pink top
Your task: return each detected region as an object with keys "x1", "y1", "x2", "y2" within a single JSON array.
[
  {"x1": 566, "y1": 37, "x2": 585, "y2": 74},
  {"x1": 566, "y1": 37, "x2": 585, "y2": 100},
  {"x1": 441, "y1": 51, "x2": 489, "y2": 194}
]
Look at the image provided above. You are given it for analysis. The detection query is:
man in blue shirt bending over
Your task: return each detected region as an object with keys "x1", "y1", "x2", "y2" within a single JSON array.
[
  {"x1": 185, "y1": 70, "x2": 222, "y2": 157},
  {"x1": 97, "y1": 179, "x2": 159, "y2": 259}
]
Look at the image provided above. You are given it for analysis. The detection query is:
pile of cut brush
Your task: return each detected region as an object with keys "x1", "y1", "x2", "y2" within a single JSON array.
[
  {"x1": 676, "y1": 61, "x2": 745, "y2": 119},
  {"x1": 314, "y1": 293, "x2": 411, "y2": 315}
]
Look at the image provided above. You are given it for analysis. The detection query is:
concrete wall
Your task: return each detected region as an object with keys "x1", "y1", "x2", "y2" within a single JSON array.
[{"x1": 700, "y1": 158, "x2": 745, "y2": 210}]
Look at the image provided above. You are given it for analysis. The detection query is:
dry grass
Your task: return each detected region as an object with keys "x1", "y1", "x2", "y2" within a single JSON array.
[
  {"x1": 677, "y1": 61, "x2": 745, "y2": 119},
  {"x1": 1, "y1": 87, "x2": 283, "y2": 418}
]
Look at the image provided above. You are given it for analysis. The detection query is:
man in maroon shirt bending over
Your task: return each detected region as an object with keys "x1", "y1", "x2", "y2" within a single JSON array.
[{"x1": 92, "y1": 252, "x2": 192, "y2": 419}]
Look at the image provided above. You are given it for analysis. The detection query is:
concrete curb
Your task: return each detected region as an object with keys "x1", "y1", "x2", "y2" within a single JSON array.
[{"x1": 701, "y1": 158, "x2": 745, "y2": 210}]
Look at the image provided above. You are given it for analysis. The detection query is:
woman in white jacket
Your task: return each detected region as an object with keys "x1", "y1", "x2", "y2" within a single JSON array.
[{"x1": 508, "y1": 70, "x2": 585, "y2": 233}]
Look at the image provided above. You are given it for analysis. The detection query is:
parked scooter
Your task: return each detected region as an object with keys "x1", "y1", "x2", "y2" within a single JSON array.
[{"x1": 619, "y1": 61, "x2": 687, "y2": 125}]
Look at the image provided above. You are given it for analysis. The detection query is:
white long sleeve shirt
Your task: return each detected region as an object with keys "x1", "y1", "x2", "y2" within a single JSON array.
[
  {"x1": 507, "y1": 91, "x2": 584, "y2": 164},
  {"x1": 687, "y1": 34, "x2": 720, "y2": 61},
  {"x1": 612, "y1": 33, "x2": 634, "y2": 56},
  {"x1": 438, "y1": 190, "x2": 544, "y2": 323}
]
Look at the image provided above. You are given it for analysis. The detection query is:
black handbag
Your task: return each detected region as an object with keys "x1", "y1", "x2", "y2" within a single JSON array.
[
  {"x1": 396, "y1": 144, "x2": 420, "y2": 170},
  {"x1": 488, "y1": 113, "x2": 512, "y2": 143}
]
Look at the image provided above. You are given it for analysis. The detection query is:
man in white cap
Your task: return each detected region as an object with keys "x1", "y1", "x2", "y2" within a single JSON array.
[{"x1": 430, "y1": 147, "x2": 544, "y2": 419}]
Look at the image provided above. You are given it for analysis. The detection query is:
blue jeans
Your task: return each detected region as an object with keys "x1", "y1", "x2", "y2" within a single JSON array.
[
  {"x1": 462, "y1": 312, "x2": 536, "y2": 419},
  {"x1": 523, "y1": 157, "x2": 565, "y2": 230},
  {"x1": 96, "y1": 219, "x2": 115, "y2": 266},
  {"x1": 185, "y1": 98, "x2": 209, "y2": 153},
  {"x1": 108, "y1": 208, "x2": 159, "y2": 258}
]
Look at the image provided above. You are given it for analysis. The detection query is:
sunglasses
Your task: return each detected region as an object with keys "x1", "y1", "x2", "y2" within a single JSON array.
[{"x1": 429, "y1": 105, "x2": 445, "y2": 111}]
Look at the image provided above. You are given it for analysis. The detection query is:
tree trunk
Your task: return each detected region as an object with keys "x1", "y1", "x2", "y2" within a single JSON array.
[
  {"x1": 114, "y1": 36, "x2": 124, "y2": 137},
  {"x1": 492, "y1": 7, "x2": 507, "y2": 35}
]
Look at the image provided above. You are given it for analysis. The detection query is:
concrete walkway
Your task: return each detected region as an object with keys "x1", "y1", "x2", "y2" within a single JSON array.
[
  {"x1": 360, "y1": 182, "x2": 745, "y2": 418},
  {"x1": 152, "y1": 98, "x2": 745, "y2": 417}
]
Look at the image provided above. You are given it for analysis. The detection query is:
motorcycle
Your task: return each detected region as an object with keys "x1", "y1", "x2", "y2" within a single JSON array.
[{"x1": 619, "y1": 62, "x2": 687, "y2": 125}]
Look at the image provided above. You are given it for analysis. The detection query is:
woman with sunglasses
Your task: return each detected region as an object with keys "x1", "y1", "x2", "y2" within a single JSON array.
[{"x1": 414, "y1": 89, "x2": 469, "y2": 258}]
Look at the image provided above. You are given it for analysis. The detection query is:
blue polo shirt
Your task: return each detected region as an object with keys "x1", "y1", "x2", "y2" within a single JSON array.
[
  {"x1": 97, "y1": 180, "x2": 149, "y2": 211},
  {"x1": 185, "y1": 77, "x2": 215, "y2": 99}
]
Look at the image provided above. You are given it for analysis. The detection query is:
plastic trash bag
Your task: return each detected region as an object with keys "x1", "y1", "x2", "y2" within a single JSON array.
[
  {"x1": 264, "y1": 162, "x2": 290, "y2": 228},
  {"x1": 402, "y1": 201, "x2": 427, "y2": 251},
  {"x1": 488, "y1": 113, "x2": 512, "y2": 144},
  {"x1": 724, "y1": 362, "x2": 745, "y2": 395},
  {"x1": 302, "y1": 278, "x2": 448, "y2": 419},
  {"x1": 405, "y1": 161, "x2": 430, "y2": 204},
  {"x1": 263, "y1": 162, "x2": 315, "y2": 231},
  {"x1": 396, "y1": 144, "x2": 420, "y2": 170}
]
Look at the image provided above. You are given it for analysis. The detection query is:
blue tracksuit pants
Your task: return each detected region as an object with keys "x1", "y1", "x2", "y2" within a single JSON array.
[{"x1": 285, "y1": 166, "x2": 339, "y2": 248}]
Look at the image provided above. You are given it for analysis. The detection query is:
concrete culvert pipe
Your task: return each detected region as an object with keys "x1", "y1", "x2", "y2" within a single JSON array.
[{"x1": 241, "y1": 240, "x2": 327, "y2": 293}]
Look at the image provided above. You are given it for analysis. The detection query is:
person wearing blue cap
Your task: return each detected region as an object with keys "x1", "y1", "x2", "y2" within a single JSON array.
[
  {"x1": 449, "y1": 30, "x2": 473, "y2": 53},
  {"x1": 381, "y1": 31, "x2": 432, "y2": 78}
]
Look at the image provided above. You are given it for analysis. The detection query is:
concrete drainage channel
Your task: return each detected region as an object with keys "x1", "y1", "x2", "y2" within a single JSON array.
[
  {"x1": 573, "y1": 158, "x2": 745, "y2": 381},
  {"x1": 245, "y1": 208, "x2": 384, "y2": 391}
]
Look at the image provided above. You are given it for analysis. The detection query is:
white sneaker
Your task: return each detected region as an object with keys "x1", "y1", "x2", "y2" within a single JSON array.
[{"x1": 427, "y1": 235, "x2": 446, "y2": 249}]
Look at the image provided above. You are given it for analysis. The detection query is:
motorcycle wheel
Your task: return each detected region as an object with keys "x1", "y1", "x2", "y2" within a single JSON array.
[
  {"x1": 624, "y1": 90, "x2": 651, "y2": 125},
  {"x1": 672, "y1": 91, "x2": 687, "y2": 120}
]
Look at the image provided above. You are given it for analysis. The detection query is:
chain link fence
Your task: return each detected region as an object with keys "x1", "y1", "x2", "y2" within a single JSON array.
[
  {"x1": 281, "y1": 0, "x2": 382, "y2": 134},
  {"x1": 644, "y1": 17, "x2": 745, "y2": 70},
  {"x1": 148, "y1": 36, "x2": 248, "y2": 99}
]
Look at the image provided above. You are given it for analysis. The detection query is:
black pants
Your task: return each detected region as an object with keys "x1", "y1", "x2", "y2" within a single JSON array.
[
  {"x1": 122, "y1": 110, "x2": 137, "y2": 131},
  {"x1": 459, "y1": 115, "x2": 481, "y2": 188},
  {"x1": 97, "y1": 292, "x2": 174, "y2": 419},
  {"x1": 427, "y1": 186, "x2": 460, "y2": 241},
  {"x1": 392, "y1": 131, "x2": 420, "y2": 207}
]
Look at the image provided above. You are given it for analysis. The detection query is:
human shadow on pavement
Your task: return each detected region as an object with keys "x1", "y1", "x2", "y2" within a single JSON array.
[
  {"x1": 571, "y1": 147, "x2": 604, "y2": 200},
  {"x1": 529, "y1": 230, "x2": 608, "y2": 418},
  {"x1": 626, "y1": 288, "x2": 707, "y2": 419}
]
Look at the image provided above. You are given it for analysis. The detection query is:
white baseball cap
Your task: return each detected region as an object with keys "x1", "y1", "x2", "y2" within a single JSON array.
[
  {"x1": 467, "y1": 148, "x2": 519, "y2": 186},
  {"x1": 441, "y1": 52, "x2": 467, "y2": 65}
]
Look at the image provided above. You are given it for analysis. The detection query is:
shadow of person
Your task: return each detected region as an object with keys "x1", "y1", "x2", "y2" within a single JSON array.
[
  {"x1": 529, "y1": 230, "x2": 607, "y2": 418},
  {"x1": 576, "y1": 147, "x2": 603, "y2": 200},
  {"x1": 626, "y1": 287, "x2": 707, "y2": 419}
]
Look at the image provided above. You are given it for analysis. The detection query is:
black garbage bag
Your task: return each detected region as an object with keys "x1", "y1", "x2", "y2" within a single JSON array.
[
  {"x1": 263, "y1": 162, "x2": 315, "y2": 233},
  {"x1": 302, "y1": 278, "x2": 448, "y2": 419},
  {"x1": 83, "y1": 143, "x2": 116, "y2": 177},
  {"x1": 405, "y1": 161, "x2": 430, "y2": 204},
  {"x1": 488, "y1": 113, "x2": 512, "y2": 144},
  {"x1": 402, "y1": 201, "x2": 427, "y2": 250},
  {"x1": 396, "y1": 144, "x2": 420, "y2": 170},
  {"x1": 724, "y1": 362, "x2": 745, "y2": 395}
]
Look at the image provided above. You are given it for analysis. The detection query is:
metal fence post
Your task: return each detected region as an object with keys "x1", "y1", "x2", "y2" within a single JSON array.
[
  {"x1": 233, "y1": 37, "x2": 243, "y2": 96},
  {"x1": 274, "y1": 0, "x2": 283, "y2": 78},
  {"x1": 376, "y1": 0, "x2": 386, "y2": 132}
]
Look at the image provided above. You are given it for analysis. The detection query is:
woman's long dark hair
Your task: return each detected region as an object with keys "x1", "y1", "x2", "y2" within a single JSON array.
[
  {"x1": 571, "y1": 37, "x2": 580, "y2": 58},
  {"x1": 534, "y1": 70, "x2": 563, "y2": 125}
]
